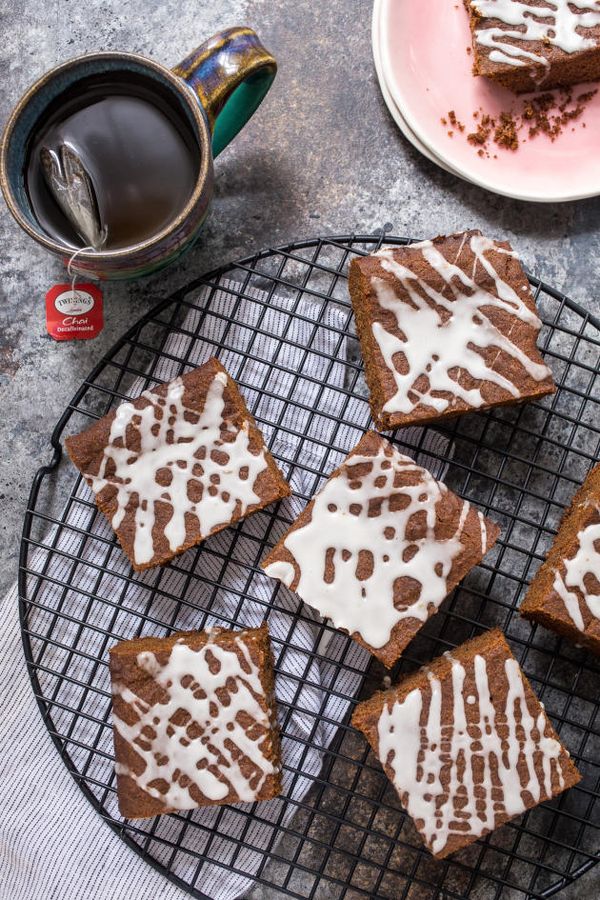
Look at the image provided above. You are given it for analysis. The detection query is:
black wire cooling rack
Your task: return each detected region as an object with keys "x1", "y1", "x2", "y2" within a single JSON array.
[{"x1": 19, "y1": 234, "x2": 600, "y2": 900}]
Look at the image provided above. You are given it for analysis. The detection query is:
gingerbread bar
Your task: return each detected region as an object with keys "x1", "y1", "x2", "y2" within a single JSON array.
[
  {"x1": 262, "y1": 431, "x2": 500, "y2": 667},
  {"x1": 464, "y1": 0, "x2": 600, "y2": 93},
  {"x1": 109, "y1": 624, "x2": 282, "y2": 818},
  {"x1": 348, "y1": 231, "x2": 555, "y2": 432},
  {"x1": 521, "y1": 463, "x2": 600, "y2": 655},
  {"x1": 352, "y1": 629, "x2": 581, "y2": 859},
  {"x1": 66, "y1": 357, "x2": 290, "y2": 571}
]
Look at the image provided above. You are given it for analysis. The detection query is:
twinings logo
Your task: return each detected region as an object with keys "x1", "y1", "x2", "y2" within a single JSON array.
[
  {"x1": 45, "y1": 283, "x2": 103, "y2": 342},
  {"x1": 53, "y1": 289, "x2": 96, "y2": 316}
]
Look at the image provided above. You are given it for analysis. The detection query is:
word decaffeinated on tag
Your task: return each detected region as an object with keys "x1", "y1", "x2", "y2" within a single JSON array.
[{"x1": 45, "y1": 283, "x2": 103, "y2": 341}]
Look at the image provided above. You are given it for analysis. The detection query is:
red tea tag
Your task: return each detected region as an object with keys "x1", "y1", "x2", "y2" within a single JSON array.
[{"x1": 45, "y1": 283, "x2": 103, "y2": 341}]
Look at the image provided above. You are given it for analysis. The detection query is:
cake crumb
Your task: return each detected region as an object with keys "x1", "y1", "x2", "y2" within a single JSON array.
[
  {"x1": 445, "y1": 84, "x2": 597, "y2": 156},
  {"x1": 468, "y1": 113, "x2": 494, "y2": 146},
  {"x1": 448, "y1": 110, "x2": 465, "y2": 132},
  {"x1": 494, "y1": 112, "x2": 519, "y2": 150},
  {"x1": 578, "y1": 89, "x2": 596, "y2": 103}
]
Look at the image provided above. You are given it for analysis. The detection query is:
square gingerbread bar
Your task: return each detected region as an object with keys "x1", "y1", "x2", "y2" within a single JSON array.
[
  {"x1": 109, "y1": 623, "x2": 282, "y2": 818},
  {"x1": 66, "y1": 358, "x2": 291, "y2": 571},
  {"x1": 521, "y1": 463, "x2": 600, "y2": 655},
  {"x1": 464, "y1": 0, "x2": 600, "y2": 94},
  {"x1": 352, "y1": 629, "x2": 581, "y2": 859},
  {"x1": 262, "y1": 431, "x2": 500, "y2": 667},
  {"x1": 348, "y1": 231, "x2": 555, "y2": 432}
]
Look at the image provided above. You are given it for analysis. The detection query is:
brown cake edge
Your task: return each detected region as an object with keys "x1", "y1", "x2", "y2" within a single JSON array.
[
  {"x1": 373, "y1": 381, "x2": 555, "y2": 433},
  {"x1": 348, "y1": 259, "x2": 393, "y2": 431}
]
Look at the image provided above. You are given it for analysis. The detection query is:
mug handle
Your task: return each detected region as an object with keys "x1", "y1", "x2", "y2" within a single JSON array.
[{"x1": 173, "y1": 27, "x2": 277, "y2": 158}]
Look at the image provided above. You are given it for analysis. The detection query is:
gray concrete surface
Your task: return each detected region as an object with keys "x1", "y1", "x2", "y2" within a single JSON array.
[{"x1": 0, "y1": 1, "x2": 597, "y2": 897}]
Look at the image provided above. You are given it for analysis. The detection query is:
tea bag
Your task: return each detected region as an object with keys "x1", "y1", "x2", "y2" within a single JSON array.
[{"x1": 40, "y1": 144, "x2": 107, "y2": 250}]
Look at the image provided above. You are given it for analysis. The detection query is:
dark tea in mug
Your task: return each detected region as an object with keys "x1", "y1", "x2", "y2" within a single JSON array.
[{"x1": 26, "y1": 72, "x2": 200, "y2": 251}]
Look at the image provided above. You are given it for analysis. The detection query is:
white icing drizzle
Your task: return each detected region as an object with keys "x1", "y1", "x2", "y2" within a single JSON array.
[
  {"x1": 552, "y1": 501, "x2": 600, "y2": 632},
  {"x1": 470, "y1": 0, "x2": 600, "y2": 69},
  {"x1": 87, "y1": 370, "x2": 268, "y2": 566},
  {"x1": 377, "y1": 652, "x2": 566, "y2": 856},
  {"x1": 112, "y1": 635, "x2": 277, "y2": 808},
  {"x1": 264, "y1": 439, "x2": 489, "y2": 649},
  {"x1": 370, "y1": 235, "x2": 552, "y2": 418}
]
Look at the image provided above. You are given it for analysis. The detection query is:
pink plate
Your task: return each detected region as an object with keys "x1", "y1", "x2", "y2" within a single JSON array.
[{"x1": 378, "y1": 0, "x2": 600, "y2": 202}]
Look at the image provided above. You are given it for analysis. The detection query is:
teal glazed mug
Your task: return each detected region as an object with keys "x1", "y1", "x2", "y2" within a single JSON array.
[{"x1": 0, "y1": 28, "x2": 276, "y2": 280}]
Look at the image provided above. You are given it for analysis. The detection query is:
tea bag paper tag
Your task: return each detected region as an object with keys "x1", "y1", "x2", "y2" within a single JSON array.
[{"x1": 45, "y1": 284, "x2": 103, "y2": 341}]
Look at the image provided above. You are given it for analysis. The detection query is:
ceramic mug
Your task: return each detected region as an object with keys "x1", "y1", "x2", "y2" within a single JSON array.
[{"x1": 0, "y1": 28, "x2": 276, "y2": 280}]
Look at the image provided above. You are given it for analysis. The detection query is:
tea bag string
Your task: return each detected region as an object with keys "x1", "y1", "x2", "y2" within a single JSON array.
[{"x1": 67, "y1": 245, "x2": 97, "y2": 298}]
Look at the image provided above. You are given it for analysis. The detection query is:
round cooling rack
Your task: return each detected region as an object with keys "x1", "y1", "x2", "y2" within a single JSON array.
[{"x1": 19, "y1": 234, "x2": 600, "y2": 900}]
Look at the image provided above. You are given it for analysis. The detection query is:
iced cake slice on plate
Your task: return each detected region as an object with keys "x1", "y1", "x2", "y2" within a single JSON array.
[
  {"x1": 464, "y1": 0, "x2": 600, "y2": 93},
  {"x1": 66, "y1": 357, "x2": 290, "y2": 570},
  {"x1": 262, "y1": 431, "x2": 500, "y2": 667},
  {"x1": 521, "y1": 463, "x2": 600, "y2": 655},
  {"x1": 109, "y1": 624, "x2": 281, "y2": 818},
  {"x1": 349, "y1": 230, "x2": 555, "y2": 432},
  {"x1": 352, "y1": 629, "x2": 581, "y2": 858}
]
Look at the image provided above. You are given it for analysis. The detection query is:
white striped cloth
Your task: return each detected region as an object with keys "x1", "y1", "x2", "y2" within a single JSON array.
[{"x1": 0, "y1": 280, "x2": 449, "y2": 900}]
